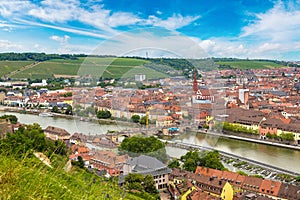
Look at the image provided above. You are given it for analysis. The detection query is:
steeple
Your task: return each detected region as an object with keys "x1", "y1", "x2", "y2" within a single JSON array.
[{"x1": 193, "y1": 68, "x2": 198, "y2": 93}]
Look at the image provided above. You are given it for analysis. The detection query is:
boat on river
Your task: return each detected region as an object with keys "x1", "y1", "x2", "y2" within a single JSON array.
[{"x1": 39, "y1": 112, "x2": 54, "y2": 117}]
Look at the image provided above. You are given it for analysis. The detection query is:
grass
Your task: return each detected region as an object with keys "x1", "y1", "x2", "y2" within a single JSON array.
[
  {"x1": 216, "y1": 61, "x2": 284, "y2": 69},
  {"x1": 0, "y1": 153, "x2": 143, "y2": 200}
]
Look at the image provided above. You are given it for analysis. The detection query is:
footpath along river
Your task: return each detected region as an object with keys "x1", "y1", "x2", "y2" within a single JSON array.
[{"x1": 2, "y1": 111, "x2": 300, "y2": 173}]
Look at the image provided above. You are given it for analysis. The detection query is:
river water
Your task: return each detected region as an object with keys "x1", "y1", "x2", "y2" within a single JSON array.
[{"x1": 2, "y1": 111, "x2": 300, "y2": 173}]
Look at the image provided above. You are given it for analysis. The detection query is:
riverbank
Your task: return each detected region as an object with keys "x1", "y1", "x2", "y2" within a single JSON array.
[
  {"x1": 164, "y1": 139, "x2": 300, "y2": 179},
  {"x1": 0, "y1": 106, "x2": 141, "y2": 128},
  {"x1": 196, "y1": 129, "x2": 300, "y2": 151}
]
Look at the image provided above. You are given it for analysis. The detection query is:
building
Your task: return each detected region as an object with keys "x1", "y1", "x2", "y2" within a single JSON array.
[
  {"x1": 238, "y1": 89, "x2": 249, "y2": 105},
  {"x1": 156, "y1": 116, "x2": 173, "y2": 127},
  {"x1": 44, "y1": 126, "x2": 71, "y2": 141},
  {"x1": 90, "y1": 150, "x2": 129, "y2": 176},
  {"x1": 122, "y1": 155, "x2": 172, "y2": 189},
  {"x1": 135, "y1": 74, "x2": 146, "y2": 82}
]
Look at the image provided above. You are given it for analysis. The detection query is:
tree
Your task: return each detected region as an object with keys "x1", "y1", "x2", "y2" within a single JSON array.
[
  {"x1": 280, "y1": 132, "x2": 294, "y2": 142},
  {"x1": 125, "y1": 173, "x2": 144, "y2": 191},
  {"x1": 0, "y1": 114, "x2": 18, "y2": 124},
  {"x1": 124, "y1": 174, "x2": 157, "y2": 195},
  {"x1": 96, "y1": 110, "x2": 111, "y2": 119},
  {"x1": 65, "y1": 105, "x2": 72, "y2": 115},
  {"x1": 0, "y1": 123, "x2": 68, "y2": 157},
  {"x1": 52, "y1": 106, "x2": 59, "y2": 113},
  {"x1": 139, "y1": 116, "x2": 147, "y2": 125},
  {"x1": 131, "y1": 115, "x2": 140, "y2": 123},
  {"x1": 143, "y1": 175, "x2": 158, "y2": 194},
  {"x1": 77, "y1": 156, "x2": 85, "y2": 168},
  {"x1": 168, "y1": 159, "x2": 180, "y2": 168},
  {"x1": 180, "y1": 150, "x2": 224, "y2": 172},
  {"x1": 119, "y1": 136, "x2": 168, "y2": 163}
]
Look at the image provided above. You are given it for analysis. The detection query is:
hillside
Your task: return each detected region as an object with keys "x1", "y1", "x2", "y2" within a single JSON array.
[
  {"x1": 1, "y1": 57, "x2": 168, "y2": 80},
  {"x1": 0, "y1": 54, "x2": 290, "y2": 80},
  {"x1": 215, "y1": 60, "x2": 285, "y2": 69},
  {"x1": 0, "y1": 154, "x2": 144, "y2": 200}
]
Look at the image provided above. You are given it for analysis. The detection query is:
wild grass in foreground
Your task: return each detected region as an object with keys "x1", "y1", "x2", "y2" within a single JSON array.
[{"x1": 0, "y1": 152, "x2": 132, "y2": 200}]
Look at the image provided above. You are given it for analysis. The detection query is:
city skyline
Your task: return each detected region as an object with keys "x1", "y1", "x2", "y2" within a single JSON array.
[{"x1": 1, "y1": 0, "x2": 300, "y2": 60}]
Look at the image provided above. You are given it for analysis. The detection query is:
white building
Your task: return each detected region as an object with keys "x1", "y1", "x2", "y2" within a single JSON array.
[{"x1": 135, "y1": 74, "x2": 146, "y2": 82}]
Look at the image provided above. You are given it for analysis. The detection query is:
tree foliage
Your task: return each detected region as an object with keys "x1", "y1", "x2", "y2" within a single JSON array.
[
  {"x1": 139, "y1": 116, "x2": 147, "y2": 125},
  {"x1": 125, "y1": 173, "x2": 158, "y2": 195},
  {"x1": 96, "y1": 110, "x2": 111, "y2": 119},
  {"x1": 0, "y1": 52, "x2": 79, "y2": 61},
  {"x1": 131, "y1": 115, "x2": 140, "y2": 123},
  {"x1": 280, "y1": 132, "x2": 295, "y2": 141},
  {"x1": 0, "y1": 123, "x2": 68, "y2": 157},
  {"x1": 0, "y1": 114, "x2": 18, "y2": 124},
  {"x1": 72, "y1": 156, "x2": 85, "y2": 168},
  {"x1": 222, "y1": 122, "x2": 258, "y2": 135},
  {"x1": 168, "y1": 159, "x2": 180, "y2": 168},
  {"x1": 119, "y1": 136, "x2": 168, "y2": 163},
  {"x1": 180, "y1": 150, "x2": 224, "y2": 172}
]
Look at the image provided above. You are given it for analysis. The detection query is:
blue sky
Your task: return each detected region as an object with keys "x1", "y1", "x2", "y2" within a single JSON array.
[{"x1": 0, "y1": 0, "x2": 300, "y2": 60}]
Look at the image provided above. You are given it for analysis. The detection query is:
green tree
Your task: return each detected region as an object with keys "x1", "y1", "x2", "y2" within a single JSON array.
[
  {"x1": 280, "y1": 132, "x2": 295, "y2": 142},
  {"x1": 96, "y1": 110, "x2": 111, "y2": 119},
  {"x1": 0, "y1": 123, "x2": 68, "y2": 157},
  {"x1": 0, "y1": 115, "x2": 18, "y2": 124},
  {"x1": 125, "y1": 173, "x2": 144, "y2": 191},
  {"x1": 119, "y1": 136, "x2": 168, "y2": 163},
  {"x1": 168, "y1": 159, "x2": 180, "y2": 168},
  {"x1": 65, "y1": 105, "x2": 72, "y2": 115},
  {"x1": 180, "y1": 150, "x2": 224, "y2": 172},
  {"x1": 143, "y1": 175, "x2": 157, "y2": 194},
  {"x1": 52, "y1": 106, "x2": 59, "y2": 113},
  {"x1": 139, "y1": 116, "x2": 147, "y2": 125},
  {"x1": 131, "y1": 115, "x2": 140, "y2": 123},
  {"x1": 77, "y1": 156, "x2": 85, "y2": 168}
]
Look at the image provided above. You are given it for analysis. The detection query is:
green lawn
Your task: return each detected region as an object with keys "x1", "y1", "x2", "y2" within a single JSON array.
[
  {"x1": 216, "y1": 61, "x2": 284, "y2": 69},
  {"x1": 0, "y1": 61, "x2": 34, "y2": 77}
]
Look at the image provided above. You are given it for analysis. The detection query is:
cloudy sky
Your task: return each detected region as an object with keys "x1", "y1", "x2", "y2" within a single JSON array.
[{"x1": 0, "y1": 0, "x2": 300, "y2": 60}]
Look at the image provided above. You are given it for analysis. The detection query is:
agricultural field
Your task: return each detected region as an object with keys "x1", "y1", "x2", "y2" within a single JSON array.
[
  {"x1": 9, "y1": 57, "x2": 167, "y2": 80},
  {"x1": 216, "y1": 60, "x2": 285, "y2": 69},
  {"x1": 0, "y1": 61, "x2": 34, "y2": 78}
]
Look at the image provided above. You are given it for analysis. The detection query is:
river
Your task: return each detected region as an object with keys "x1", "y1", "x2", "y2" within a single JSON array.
[
  {"x1": 2, "y1": 111, "x2": 300, "y2": 173},
  {"x1": 0, "y1": 111, "x2": 124, "y2": 135}
]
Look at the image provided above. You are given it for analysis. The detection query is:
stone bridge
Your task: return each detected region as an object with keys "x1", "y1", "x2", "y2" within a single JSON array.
[{"x1": 105, "y1": 131, "x2": 137, "y2": 143}]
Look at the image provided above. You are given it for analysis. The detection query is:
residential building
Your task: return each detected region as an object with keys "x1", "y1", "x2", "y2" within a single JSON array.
[
  {"x1": 122, "y1": 155, "x2": 172, "y2": 189},
  {"x1": 44, "y1": 126, "x2": 71, "y2": 141},
  {"x1": 90, "y1": 150, "x2": 129, "y2": 176}
]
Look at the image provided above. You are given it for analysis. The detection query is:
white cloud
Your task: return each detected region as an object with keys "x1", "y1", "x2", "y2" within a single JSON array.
[
  {"x1": 0, "y1": 0, "x2": 199, "y2": 39},
  {"x1": 50, "y1": 35, "x2": 70, "y2": 43},
  {"x1": 241, "y1": 1, "x2": 300, "y2": 43},
  {"x1": 0, "y1": 40, "x2": 23, "y2": 52},
  {"x1": 156, "y1": 11, "x2": 162, "y2": 15},
  {"x1": 144, "y1": 14, "x2": 200, "y2": 30},
  {"x1": 90, "y1": 29, "x2": 207, "y2": 58}
]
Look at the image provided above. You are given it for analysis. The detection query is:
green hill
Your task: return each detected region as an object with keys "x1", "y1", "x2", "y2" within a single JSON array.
[
  {"x1": 0, "y1": 154, "x2": 146, "y2": 200},
  {"x1": 215, "y1": 60, "x2": 285, "y2": 69},
  {"x1": 0, "y1": 55, "x2": 289, "y2": 80},
  {"x1": 0, "y1": 122, "x2": 153, "y2": 200},
  {"x1": 3, "y1": 57, "x2": 168, "y2": 80}
]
